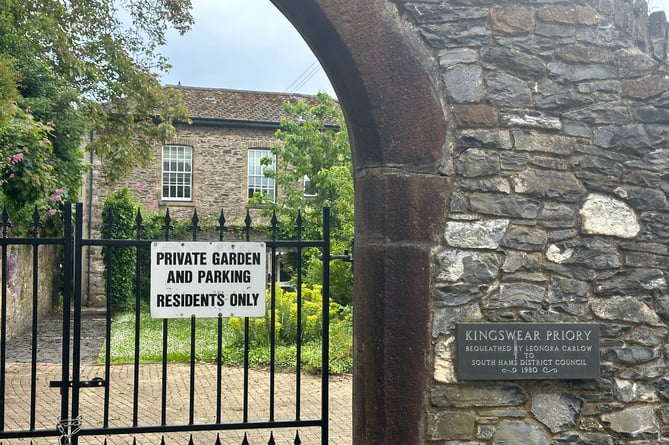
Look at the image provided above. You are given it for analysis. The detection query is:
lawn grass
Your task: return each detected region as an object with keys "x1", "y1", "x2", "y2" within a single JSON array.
[{"x1": 104, "y1": 306, "x2": 352, "y2": 374}]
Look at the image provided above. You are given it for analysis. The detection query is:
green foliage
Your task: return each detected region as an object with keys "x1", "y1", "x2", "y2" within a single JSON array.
[
  {"x1": 36, "y1": 187, "x2": 70, "y2": 236},
  {"x1": 101, "y1": 187, "x2": 141, "y2": 310},
  {"x1": 227, "y1": 285, "x2": 326, "y2": 347},
  {"x1": 0, "y1": 107, "x2": 62, "y2": 231},
  {"x1": 0, "y1": 0, "x2": 193, "y2": 211},
  {"x1": 105, "y1": 288, "x2": 353, "y2": 375},
  {"x1": 19, "y1": 87, "x2": 87, "y2": 199},
  {"x1": 0, "y1": 55, "x2": 17, "y2": 130},
  {"x1": 255, "y1": 92, "x2": 354, "y2": 305},
  {"x1": 101, "y1": 186, "x2": 211, "y2": 310},
  {"x1": 99, "y1": 187, "x2": 194, "y2": 310},
  {"x1": 87, "y1": 85, "x2": 191, "y2": 185},
  {"x1": 0, "y1": 61, "x2": 86, "y2": 227},
  {"x1": 264, "y1": 93, "x2": 352, "y2": 230},
  {"x1": 225, "y1": 285, "x2": 352, "y2": 373},
  {"x1": 139, "y1": 209, "x2": 197, "y2": 241}
]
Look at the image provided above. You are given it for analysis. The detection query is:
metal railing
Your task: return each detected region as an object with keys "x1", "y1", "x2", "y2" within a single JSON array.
[{"x1": 0, "y1": 203, "x2": 330, "y2": 445}]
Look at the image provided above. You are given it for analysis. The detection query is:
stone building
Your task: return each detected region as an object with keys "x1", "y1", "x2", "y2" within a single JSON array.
[
  {"x1": 81, "y1": 86, "x2": 317, "y2": 303},
  {"x1": 268, "y1": 0, "x2": 669, "y2": 443},
  {"x1": 75, "y1": 0, "x2": 669, "y2": 441}
]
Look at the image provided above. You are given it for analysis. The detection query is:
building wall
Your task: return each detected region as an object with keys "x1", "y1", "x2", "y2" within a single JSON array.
[
  {"x1": 272, "y1": 0, "x2": 669, "y2": 441},
  {"x1": 3, "y1": 245, "x2": 60, "y2": 341},
  {"x1": 87, "y1": 122, "x2": 278, "y2": 229},
  {"x1": 394, "y1": 0, "x2": 669, "y2": 442},
  {"x1": 82, "y1": 121, "x2": 279, "y2": 304},
  {"x1": 77, "y1": 0, "x2": 669, "y2": 440}
]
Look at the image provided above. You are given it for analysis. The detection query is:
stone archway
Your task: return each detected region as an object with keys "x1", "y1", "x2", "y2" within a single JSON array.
[{"x1": 270, "y1": 1, "x2": 449, "y2": 442}]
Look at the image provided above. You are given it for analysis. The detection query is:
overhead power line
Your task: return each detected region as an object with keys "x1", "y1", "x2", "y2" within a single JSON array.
[
  {"x1": 291, "y1": 64, "x2": 321, "y2": 92},
  {"x1": 286, "y1": 60, "x2": 321, "y2": 92}
]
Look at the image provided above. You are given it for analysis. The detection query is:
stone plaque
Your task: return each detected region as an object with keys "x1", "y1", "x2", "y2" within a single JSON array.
[{"x1": 456, "y1": 323, "x2": 599, "y2": 380}]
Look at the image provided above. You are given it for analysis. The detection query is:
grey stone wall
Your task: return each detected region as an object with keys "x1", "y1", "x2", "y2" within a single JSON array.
[
  {"x1": 127, "y1": 122, "x2": 278, "y2": 224},
  {"x1": 393, "y1": 0, "x2": 669, "y2": 443},
  {"x1": 82, "y1": 122, "x2": 277, "y2": 304},
  {"x1": 87, "y1": 122, "x2": 277, "y2": 231},
  {"x1": 3, "y1": 245, "x2": 60, "y2": 341}
]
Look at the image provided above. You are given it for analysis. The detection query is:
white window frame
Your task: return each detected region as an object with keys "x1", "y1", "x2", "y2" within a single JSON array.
[
  {"x1": 247, "y1": 148, "x2": 276, "y2": 201},
  {"x1": 303, "y1": 175, "x2": 317, "y2": 197},
  {"x1": 161, "y1": 144, "x2": 193, "y2": 201}
]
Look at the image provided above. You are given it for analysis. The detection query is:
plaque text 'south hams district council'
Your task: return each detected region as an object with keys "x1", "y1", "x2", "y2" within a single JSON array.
[{"x1": 456, "y1": 323, "x2": 600, "y2": 380}]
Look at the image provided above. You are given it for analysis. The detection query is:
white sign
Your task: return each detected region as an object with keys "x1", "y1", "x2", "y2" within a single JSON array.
[{"x1": 150, "y1": 241, "x2": 267, "y2": 318}]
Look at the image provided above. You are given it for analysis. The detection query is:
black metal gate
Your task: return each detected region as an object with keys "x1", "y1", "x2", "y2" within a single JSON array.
[{"x1": 0, "y1": 202, "x2": 331, "y2": 444}]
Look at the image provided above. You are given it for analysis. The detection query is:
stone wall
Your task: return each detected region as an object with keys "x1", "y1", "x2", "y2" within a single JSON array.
[
  {"x1": 81, "y1": 122, "x2": 277, "y2": 304},
  {"x1": 126, "y1": 122, "x2": 277, "y2": 224},
  {"x1": 87, "y1": 122, "x2": 277, "y2": 233},
  {"x1": 389, "y1": 0, "x2": 669, "y2": 442},
  {"x1": 3, "y1": 244, "x2": 60, "y2": 341}
]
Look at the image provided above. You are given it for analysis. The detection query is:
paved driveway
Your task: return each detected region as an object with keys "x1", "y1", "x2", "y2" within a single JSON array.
[{"x1": 2, "y1": 308, "x2": 352, "y2": 444}]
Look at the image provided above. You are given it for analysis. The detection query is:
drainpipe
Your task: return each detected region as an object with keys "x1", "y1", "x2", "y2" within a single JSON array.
[{"x1": 85, "y1": 132, "x2": 94, "y2": 306}]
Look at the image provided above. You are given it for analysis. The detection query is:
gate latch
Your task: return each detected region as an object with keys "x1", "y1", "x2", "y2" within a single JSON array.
[{"x1": 49, "y1": 377, "x2": 106, "y2": 388}]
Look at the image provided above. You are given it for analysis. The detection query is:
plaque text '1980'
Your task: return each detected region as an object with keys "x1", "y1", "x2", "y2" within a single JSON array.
[{"x1": 456, "y1": 323, "x2": 600, "y2": 380}]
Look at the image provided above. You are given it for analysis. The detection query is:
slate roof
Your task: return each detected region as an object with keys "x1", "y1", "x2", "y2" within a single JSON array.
[{"x1": 168, "y1": 85, "x2": 320, "y2": 124}]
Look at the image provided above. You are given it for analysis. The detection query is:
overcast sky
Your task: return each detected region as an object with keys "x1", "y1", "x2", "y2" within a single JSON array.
[
  {"x1": 159, "y1": 0, "x2": 335, "y2": 95},
  {"x1": 652, "y1": 0, "x2": 669, "y2": 14},
  {"x1": 160, "y1": 0, "x2": 669, "y2": 96}
]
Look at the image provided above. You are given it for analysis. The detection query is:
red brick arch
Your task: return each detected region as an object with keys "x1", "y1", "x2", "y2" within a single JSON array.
[{"x1": 271, "y1": 1, "x2": 449, "y2": 443}]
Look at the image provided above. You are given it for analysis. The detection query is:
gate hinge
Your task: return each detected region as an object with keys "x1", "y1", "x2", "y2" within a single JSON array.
[{"x1": 49, "y1": 377, "x2": 106, "y2": 388}]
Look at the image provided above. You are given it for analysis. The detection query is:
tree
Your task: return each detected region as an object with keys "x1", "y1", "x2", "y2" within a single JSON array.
[
  {"x1": 0, "y1": 55, "x2": 17, "y2": 129},
  {"x1": 0, "y1": 107, "x2": 57, "y2": 220},
  {"x1": 0, "y1": 0, "x2": 192, "y2": 222},
  {"x1": 0, "y1": 53, "x2": 66, "y2": 224},
  {"x1": 254, "y1": 92, "x2": 354, "y2": 305}
]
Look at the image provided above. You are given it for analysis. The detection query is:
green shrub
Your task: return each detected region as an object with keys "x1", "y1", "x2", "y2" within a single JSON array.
[
  {"x1": 225, "y1": 284, "x2": 352, "y2": 374},
  {"x1": 101, "y1": 187, "x2": 141, "y2": 310},
  {"x1": 101, "y1": 187, "x2": 198, "y2": 310},
  {"x1": 228, "y1": 285, "x2": 324, "y2": 347},
  {"x1": 105, "y1": 287, "x2": 353, "y2": 374}
]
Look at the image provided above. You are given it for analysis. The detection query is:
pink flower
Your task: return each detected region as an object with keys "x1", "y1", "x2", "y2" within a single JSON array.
[
  {"x1": 55, "y1": 188, "x2": 64, "y2": 195},
  {"x1": 8, "y1": 174, "x2": 14, "y2": 179},
  {"x1": 50, "y1": 194, "x2": 62, "y2": 203},
  {"x1": 47, "y1": 208, "x2": 57, "y2": 216}
]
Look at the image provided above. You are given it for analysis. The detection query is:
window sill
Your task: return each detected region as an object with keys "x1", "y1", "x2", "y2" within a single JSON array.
[
  {"x1": 160, "y1": 200, "x2": 195, "y2": 207},
  {"x1": 246, "y1": 203, "x2": 273, "y2": 209}
]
